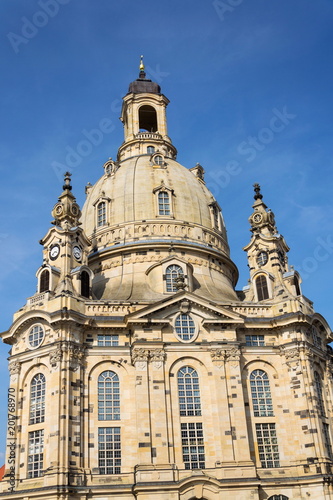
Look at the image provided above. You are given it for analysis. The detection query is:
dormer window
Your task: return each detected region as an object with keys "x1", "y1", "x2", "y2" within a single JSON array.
[
  {"x1": 158, "y1": 192, "x2": 170, "y2": 215},
  {"x1": 165, "y1": 264, "x2": 184, "y2": 292},
  {"x1": 209, "y1": 201, "x2": 222, "y2": 231},
  {"x1": 97, "y1": 201, "x2": 106, "y2": 227},
  {"x1": 147, "y1": 146, "x2": 155, "y2": 154},
  {"x1": 154, "y1": 155, "x2": 164, "y2": 166}
]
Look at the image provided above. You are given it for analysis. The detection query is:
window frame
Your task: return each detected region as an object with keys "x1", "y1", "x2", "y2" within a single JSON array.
[
  {"x1": 27, "y1": 324, "x2": 45, "y2": 350},
  {"x1": 98, "y1": 427, "x2": 121, "y2": 475},
  {"x1": 29, "y1": 374, "x2": 46, "y2": 425},
  {"x1": 98, "y1": 371, "x2": 120, "y2": 421},
  {"x1": 245, "y1": 335, "x2": 265, "y2": 347},
  {"x1": 178, "y1": 366, "x2": 202, "y2": 417},
  {"x1": 174, "y1": 313, "x2": 197, "y2": 343},
  {"x1": 165, "y1": 264, "x2": 184, "y2": 292},
  {"x1": 97, "y1": 334, "x2": 119, "y2": 347},
  {"x1": 181, "y1": 422, "x2": 205, "y2": 470},
  {"x1": 255, "y1": 423, "x2": 280, "y2": 468},
  {"x1": 28, "y1": 429, "x2": 44, "y2": 478},
  {"x1": 250, "y1": 369, "x2": 274, "y2": 417},
  {"x1": 255, "y1": 274, "x2": 270, "y2": 301}
]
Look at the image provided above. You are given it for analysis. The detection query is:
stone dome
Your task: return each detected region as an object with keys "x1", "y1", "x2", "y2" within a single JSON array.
[
  {"x1": 82, "y1": 155, "x2": 227, "y2": 245},
  {"x1": 80, "y1": 69, "x2": 239, "y2": 303}
]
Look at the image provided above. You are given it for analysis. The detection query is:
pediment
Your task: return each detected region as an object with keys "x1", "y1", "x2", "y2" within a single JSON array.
[{"x1": 126, "y1": 291, "x2": 244, "y2": 325}]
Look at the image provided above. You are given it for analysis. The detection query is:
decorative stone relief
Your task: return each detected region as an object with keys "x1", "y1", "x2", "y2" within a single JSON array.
[
  {"x1": 150, "y1": 349, "x2": 166, "y2": 369},
  {"x1": 210, "y1": 349, "x2": 226, "y2": 368},
  {"x1": 9, "y1": 361, "x2": 21, "y2": 376},
  {"x1": 49, "y1": 346, "x2": 63, "y2": 366},
  {"x1": 281, "y1": 346, "x2": 301, "y2": 370},
  {"x1": 131, "y1": 348, "x2": 150, "y2": 370},
  {"x1": 225, "y1": 347, "x2": 241, "y2": 368}
]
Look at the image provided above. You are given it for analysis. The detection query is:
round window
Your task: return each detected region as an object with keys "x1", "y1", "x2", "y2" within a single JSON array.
[
  {"x1": 257, "y1": 251, "x2": 268, "y2": 266},
  {"x1": 28, "y1": 325, "x2": 44, "y2": 349},
  {"x1": 174, "y1": 313, "x2": 196, "y2": 342}
]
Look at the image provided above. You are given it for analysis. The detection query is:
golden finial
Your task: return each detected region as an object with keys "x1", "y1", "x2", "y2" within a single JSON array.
[{"x1": 139, "y1": 55, "x2": 145, "y2": 71}]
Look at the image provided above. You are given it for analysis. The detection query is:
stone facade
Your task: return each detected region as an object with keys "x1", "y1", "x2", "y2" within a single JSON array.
[{"x1": 1, "y1": 62, "x2": 333, "y2": 499}]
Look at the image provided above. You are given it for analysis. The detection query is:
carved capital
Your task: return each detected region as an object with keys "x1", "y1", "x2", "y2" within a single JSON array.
[
  {"x1": 210, "y1": 349, "x2": 226, "y2": 368},
  {"x1": 131, "y1": 348, "x2": 150, "y2": 370},
  {"x1": 49, "y1": 346, "x2": 63, "y2": 365},
  {"x1": 150, "y1": 349, "x2": 166, "y2": 369},
  {"x1": 9, "y1": 361, "x2": 21, "y2": 375}
]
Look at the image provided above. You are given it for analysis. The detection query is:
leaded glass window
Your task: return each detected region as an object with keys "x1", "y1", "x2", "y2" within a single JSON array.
[
  {"x1": 98, "y1": 427, "x2": 121, "y2": 474},
  {"x1": 250, "y1": 370, "x2": 273, "y2": 417},
  {"x1": 178, "y1": 367, "x2": 201, "y2": 416},
  {"x1": 98, "y1": 371, "x2": 120, "y2": 421},
  {"x1": 255, "y1": 423, "x2": 280, "y2": 468},
  {"x1": 181, "y1": 422, "x2": 205, "y2": 469},
  {"x1": 30, "y1": 374, "x2": 46, "y2": 425},
  {"x1": 175, "y1": 314, "x2": 196, "y2": 342},
  {"x1": 166, "y1": 264, "x2": 183, "y2": 292}
]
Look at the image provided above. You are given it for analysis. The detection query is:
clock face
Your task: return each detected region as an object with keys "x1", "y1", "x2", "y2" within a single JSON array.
[
  {"x1": 257, "y1": 251, "x2": 268, "y2": 266},
  {"x1": 49, "y1": 244, "x2": 60, "y2": 260},
  {"x1": 73, "y1": 246, "x2": 82, "y2": 261},
  {"x1": 252, "y1": 213, "x2": 262, "y2": 224}
]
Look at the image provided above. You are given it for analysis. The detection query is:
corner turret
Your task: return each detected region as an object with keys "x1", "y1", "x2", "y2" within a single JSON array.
[{"x1": 243, "y1": 184, "x2": 303, "y2": 304}]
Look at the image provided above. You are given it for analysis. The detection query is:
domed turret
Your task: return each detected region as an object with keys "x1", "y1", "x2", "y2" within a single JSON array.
[{"x1": 81, "y1": 60, "x2": 239, "y2": 302}]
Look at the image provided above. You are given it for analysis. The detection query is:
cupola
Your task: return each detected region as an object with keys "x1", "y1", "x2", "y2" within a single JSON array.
[{"x1": 117, "y1": 56, "x2": 177, "y2": 161}]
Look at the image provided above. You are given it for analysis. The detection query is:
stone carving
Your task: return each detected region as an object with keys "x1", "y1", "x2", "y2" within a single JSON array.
[
  {"x1": 210, "y1": 349, "x2": 226, "y2": 368},
  {"x1": 131, "y1": 348, "x2": 150, "y2": 370},
  {"x1": 49, "y1": 347, "x2": 63, "y2": 365},
  {"x1": 150, "y1": 349, "x2": 166, "y2": 369},
  {"x1": 9, "y1": 361, "x2": 21, "y2": 375},
  {"x1": 281, "y1": 347, "x2": 301, "y2": 370}
]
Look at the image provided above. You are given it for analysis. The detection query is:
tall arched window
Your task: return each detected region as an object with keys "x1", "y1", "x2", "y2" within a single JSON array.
[
  {"x1": 81, "y1": 271, "x2": 90, "y2": 298},
  {"x1": 158, "y1": 191, "x2": 170, "y2": 215},
  {"x1": 314, "y1": 371, "x2": 325, "y2": 416},
  {"x1": 166, "y1": 264, "x2": 184, "y2": 292},
  {"x1": 98, "y1": 371, "x2": 120, "y2": 421},
  {"x1": 250, "y1": 369, "x2": 273, "y2": 417},
  {"x1": 256, "y1": 275, "x2": 269, "y2": 301},
  {"x1": 268, "y1": 496, "x2": 288, "y2": 500},
  {"x1": 139, "y1": 105, "x2": 157, "y2": 132},
  {"x1": 39, "y1": 269, "x2": 49, "y2": 293},
  {"x1": 97, "y1": 201, "x2": 106, "y2": 227},
  {"x1": 30, "y1": 374, "x2": 46, "y2": 425},
  {"x1": 178, "y1": 367, "x2": 201, "y2": 416}
]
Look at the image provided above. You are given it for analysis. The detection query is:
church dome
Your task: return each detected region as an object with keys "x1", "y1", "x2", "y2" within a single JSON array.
[{"x1": 80, "y1": 62, "x2": 239, "y2": 302}]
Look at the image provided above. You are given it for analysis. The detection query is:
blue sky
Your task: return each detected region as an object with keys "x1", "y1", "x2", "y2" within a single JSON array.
[{"x1": 0, "y1": 0, "x2": 333, "y2": 459}]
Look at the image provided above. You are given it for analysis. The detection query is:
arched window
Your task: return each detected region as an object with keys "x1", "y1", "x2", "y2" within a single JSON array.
[
  {"x1": 178, "y1": 367, "x2": 201, "y2": 416},
  {"x1": 39, "y1": 269, "x2": 49, "y2": 293},
  {"x1": 139, "y1": 105, "x2": 157, "y2": 132},
  {"x1": 158, "y1": 191, "x2": 170, "y2": 215},
  {"x1": 314, "y1": 371, "x2": 325, "y2": 416},
  {"x1": 256, "y1": 275, "x2": 269, "y2": 301},
  {"x1": 147, "y1": 146, "x2": 155, "y2": 154},
  {"x1": 30, "y1": 374, "x2": 46, "y2": 425},
  {"x1": 81, "y1": 271, "x2": 90, "y2": 298},
  {"x1": 293, "y1": 276, "x2": 301, "y2": 296},
  {"x1": 166, "y1": 264, "x2": 184, "y2": 292},
  {"x1": 98, "y1": 371, "x2": 120, "y2": 421},
  {"x1": 97, "y1": 201, "x2": 106, "y2": 227},
  {"x1": 175, "y1": 313, "x2": 196, "y2": 342},
  {"x1": 250, "y1": 369, "x2": 273, "y2": 417},
  {"x1": 268, "y1": 496, "x2": 288, "y2": 500}
]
